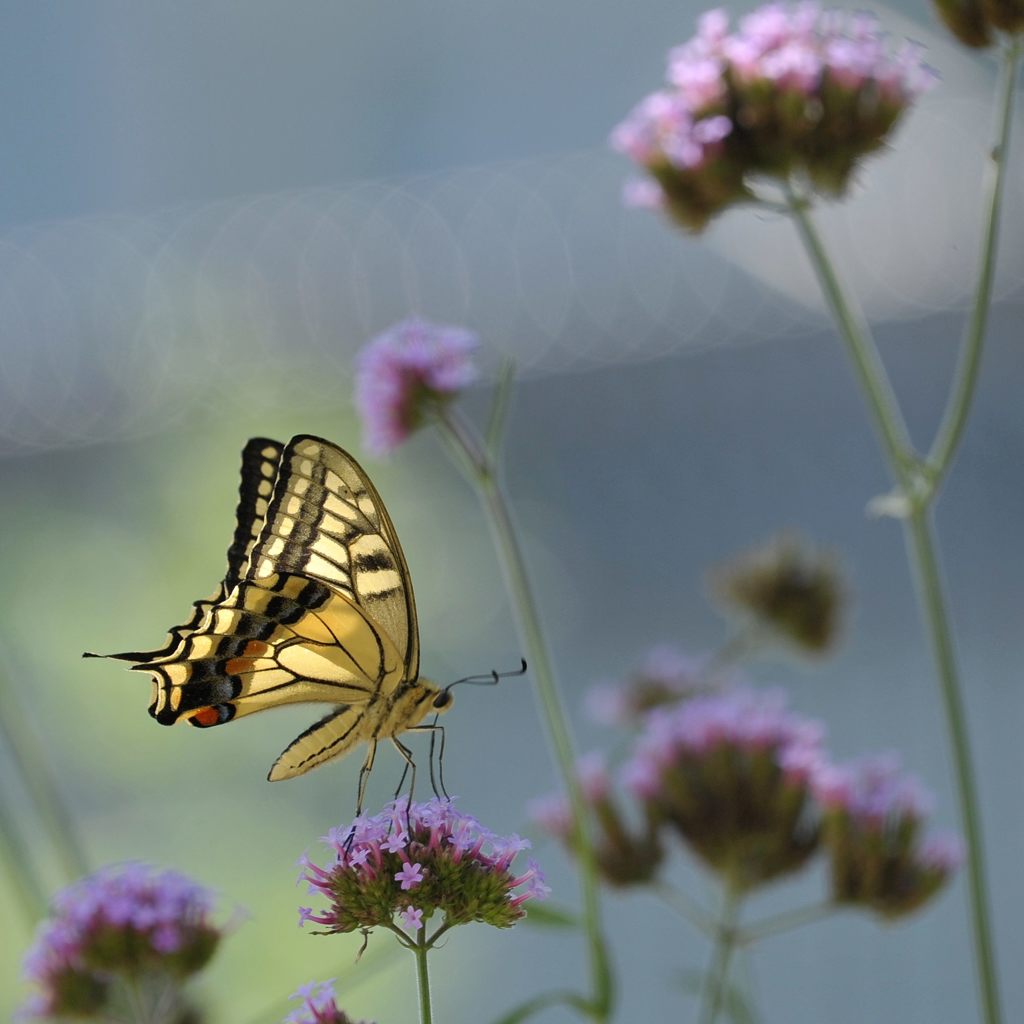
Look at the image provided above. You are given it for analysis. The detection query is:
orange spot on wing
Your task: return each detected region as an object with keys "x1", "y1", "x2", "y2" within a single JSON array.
[
  {"x1": 244, "y1": 640, "x2": 269, "y2": 658},
  {"x1": 190, "y1": 707, "x2": 221, "y2": 727}
]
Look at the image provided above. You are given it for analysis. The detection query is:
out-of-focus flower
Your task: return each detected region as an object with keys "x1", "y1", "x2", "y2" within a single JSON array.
[
  {"x1": 355, "y1": 317, "x2": 478, "y2": 455},
  {"x1": 812, "y1": 754, "x2": 963, "y2": 918},
  {"x1": 21, "y1": 863, "x2": 222, "y2": 1020},
  {"x1": 529, "y1": 752, "x2": 664, "y2": 887},
  {"x1": 624, "y1": 687, "x2": 824, "y2": 889},
  {"x1": 611, "y1": 3, "x2": 938, "y2": 230},
  {"x1": 931, "y1": 0, "x2": 1023, "y2": 48},
  {"x1": 586, "y1": 645, "x2": 734, "y2": 726},
  {"x1": 711, "y1": 533, "x2": 845, "y2": 656},
  {"x1": 285, "y1": 980, "x2": 372, "y2": 1024},
  {"x1": 299, "y1": 799, "x2": 547, "y2": 937}
]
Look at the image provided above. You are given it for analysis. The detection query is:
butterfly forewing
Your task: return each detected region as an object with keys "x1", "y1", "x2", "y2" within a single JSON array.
[{"x1": 245, "y1": 435, "x2": 419, "y2": 680}]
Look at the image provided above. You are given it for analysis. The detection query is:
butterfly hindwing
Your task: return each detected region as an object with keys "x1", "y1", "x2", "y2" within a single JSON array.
[{"x1": 144, "y1": 572, "x2": 406, "y2": 727}]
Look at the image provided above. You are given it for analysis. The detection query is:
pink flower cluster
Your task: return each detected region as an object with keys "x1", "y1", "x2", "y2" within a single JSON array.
[
  {"x1": 355, "y1": 317, "x2": 478, "y2": 455},
  {"x1": 22, "y1": 864, "x2": 221, "y2": 1019},
  {"x1": 585, "y1": 644, "x2": 719, "y2": 726},
  {"x1": 299, "y1": 799, "x2": 548, "y2": 937},
  {"x1": 536, "y1": 672, "x2": 961, "y2": 910},
  {"x1": 812, "y1": 753, "x2": 964, "y2": 914},
  {"x1": 623, "y1": 686, "x2": 825, "y2": 801},
  {"x1": 611, "y1": 3, "x2": 938, "y2": 229},
  {"x1": 286, "y1": 980, "x2": 372, "y2": 1024}
]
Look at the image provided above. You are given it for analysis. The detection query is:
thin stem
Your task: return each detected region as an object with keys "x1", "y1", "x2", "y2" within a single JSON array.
[
  {"x1": 486, "y1": 359, "x2": 518, "y2": 463},
  {"x1": 413, "y1": 940, "x2": 434, "y2": 1024},
  {"x1": 0, "y1": 644, "x2": 90, "y2": 883},
  {"x1": 786, "y1": 187, "x2": 1003, "y2": 1024},
  {"x1": 436, "y1": 408, "x2": 613, "y2": 1022},
  {"x1": 699, "y1": 882, "x2": 743, "y2": 1024},
  {"x1": 904, "y1": 506, "x2": 1000, "y2": 1024},
  {"x1": 0, "y1": 784, "x2": 49, "y2": 923},
  {"x1": 782, "y1": 183, "x2": 915, "y2": 482},
  {"x1": 926, "y1": 39, "x2": 1021, "y2": 488},
  {"x1": 652, "y1": 880, "x2": 718, "y2": 938},
  {"x1": 739, "y1": 902, "x2": 835, "y2": 945},
  {"x1": 492, "y1": 990, "x2": 593, "y2": 1024}
]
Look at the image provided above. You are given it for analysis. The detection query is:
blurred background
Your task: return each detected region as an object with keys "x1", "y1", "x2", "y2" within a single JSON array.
[{"x1": 1, "y1": 1, "x2": 1022, "y2": 1021}]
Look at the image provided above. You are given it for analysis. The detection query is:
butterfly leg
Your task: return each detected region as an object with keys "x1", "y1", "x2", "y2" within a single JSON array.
[
  {"x1": 345, "y1": 740, "x2": 379, "y2": 851},
  {"x1": 428, "y1": 722, "x2": 448, "y2": 800},
  {"x1": 390, "y1": 736, "x2": 418, "y2": 837}
]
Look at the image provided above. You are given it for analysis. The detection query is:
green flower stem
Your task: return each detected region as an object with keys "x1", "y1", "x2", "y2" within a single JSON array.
[
  {"x1": 699, "y1": 881, "x2": 743, "y2": 1024},
  {"x1": 0, "y1": 650, "x2": 91, "y2": 884},
  {"x1": 414, "y1": 940, "x2": 434, "y2": 1024},
  {"x1": 904, "y1": 504, "x2": 1000, "y2": 1024},
  {"x1": 739, "y1": 902, "x2": 835, "y2": 945},
  {"x1": 926, "y1": 38, "x2": 1021, "y2": 488},
  {"x1": 784, "y1": 189, "x2": 1002, "y2": 1024},
  {"x1": 436, "y1": 407, "x2": 613, "y2": 1023},
  {"x1": 0, "y1": 784, "x2": 49, "y2": 924},
  {"x1": 782, "y1": 183, "x2": 915, "y2": 481},
  {"x1": 653, "y1": 880, "x2": 718, "y2": 938}
]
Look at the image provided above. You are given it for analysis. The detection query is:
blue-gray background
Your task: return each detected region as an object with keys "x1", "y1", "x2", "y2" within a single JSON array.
[{"x1": 1, "y1": 2, "x2": 1022, "y2": 1022}]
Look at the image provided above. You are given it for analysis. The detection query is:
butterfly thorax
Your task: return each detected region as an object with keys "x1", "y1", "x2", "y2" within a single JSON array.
[{"x1": 374, "y1": 675, "x2": 452, "y2": 740}]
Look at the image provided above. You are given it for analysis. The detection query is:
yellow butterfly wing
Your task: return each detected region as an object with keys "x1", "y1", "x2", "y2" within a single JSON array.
[
  {"x1": 90, "y1": 434, "x2": 440, "y2": 783},
  {"x1": 244, "y1": 434, "x2": 420, "y2": 683},
  {"x1": 90, "y1": 437, "x2": 285, "y2": 667}
]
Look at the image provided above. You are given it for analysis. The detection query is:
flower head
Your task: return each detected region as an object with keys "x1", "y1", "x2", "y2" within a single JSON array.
[
  {"x1": 585, "y1": 645, "x2": 726, "y2": 726},
  {"x1": 529, "y1": 752, "x2": 664, "y2": 887},
  {"x1": 812, "y1": 754, "x2": 962, "y2": 917},
  {"x1": 298, "y1": 799, "x2": 546, "y2": 936},
  {"x1": 21, "y1": 864, "x2": 222, "y2": 1020},
  {"x1": 285, "y1": 980, "x2": 372, "y2": 1024},
  {"x1": 355, "y1": 317, "x2": 478, "y2": 455},
  {"x1": 611, "y1": 3, "x2": 937, "y2": 230},
  {"x1": 624, "y1": 686, "x2": 824, "y2": 888},
  {"x1": 711, "y1": 533, "x2": 845, "y2": 656},
  {"x1": 931, "y1": 0, "x2": 1024, "y2": 48}
]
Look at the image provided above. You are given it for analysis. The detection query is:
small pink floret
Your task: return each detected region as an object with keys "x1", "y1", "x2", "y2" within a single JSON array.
[{"x1": 355, "y1": 317, "x2": 478, "y2": 455}]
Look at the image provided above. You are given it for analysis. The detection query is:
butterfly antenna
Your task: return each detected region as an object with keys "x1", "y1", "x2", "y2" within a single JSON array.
[{"x1": 442, "y1": 657, "x2": 527, "y2": 696}]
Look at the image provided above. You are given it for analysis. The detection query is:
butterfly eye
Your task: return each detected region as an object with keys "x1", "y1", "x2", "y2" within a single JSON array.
[{"x1": 432, "y1": 691, "x2": 453, "y2": 710}]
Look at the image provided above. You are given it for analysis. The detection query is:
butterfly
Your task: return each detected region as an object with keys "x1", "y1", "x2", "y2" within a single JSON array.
[{"x1": 87, "y1": 434, "x2": 460, "y2": 808}]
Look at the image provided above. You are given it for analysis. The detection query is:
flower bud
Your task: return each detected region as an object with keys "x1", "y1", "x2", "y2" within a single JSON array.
[
  {"x1": 712, "y1": 533, "x2": 844, "y2": 656},
  {"x1": 931, "y1": 0, "x2": 1024, "y2": 47}
]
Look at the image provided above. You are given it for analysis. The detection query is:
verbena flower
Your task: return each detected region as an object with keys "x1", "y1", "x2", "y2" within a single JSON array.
[
  {"x1": 529, "y1": 753, "x2": 664, "y2": 887},
  {"x1": 711, "y1": 533, "x2": 844, "y2": 656},
  {"x1": 931, "y1": 0, "x2": 1024, "y2": 47},
  {"x1": 285, "y1": 980, "x2": 372, "y2": 1024},
  {"x1": 624, "y1": 687, "x2": 824, "y2": 889},
  {"x1": 21, "y1": 863, "x2": 222, "y2": 1020},
  {"x1": 812, "y1": 753, "x2": 964, "y2": 918},
  {"x1": 298, "y1": 799, "x2": 548, "y2": 937},
  {"x1": 611, "y1": 3, "x2": 938, "y2": 230},
  {"x1": 585, "y1": 645, "x2": 720, "y2": 726},
  {"x1": 355, "y1": 317, "x2": 478, "y2": 455}
]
